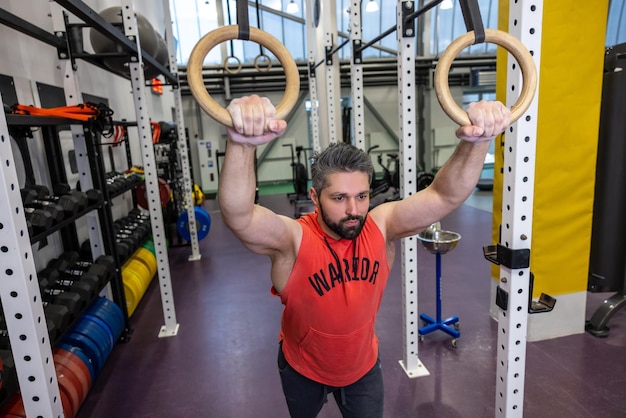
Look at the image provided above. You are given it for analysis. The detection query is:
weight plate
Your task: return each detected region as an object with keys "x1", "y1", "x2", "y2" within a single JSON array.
[
  {"x1": 123, "y1": 269, "x2": 143, "y2": 317},
  {"x1": 73, "y1": 318, "x2": 113, "y2": 361},
  {"x1": 56, "y1": 345, "x2": 96, "y2": 383},
  {"x1": 59, "y1": 383, "x2": 75, "y2": 418},
  {"x1": 126, "y1": 258, "x2": 152, "y2": 288},
  {"x1": 54, "y1": 349, "x2": 92, "y2": 400},
  {"x1": 176, "y1": 206, "x2": 211, "y2": 241},
  {"x1": 61, "y1": 332, "x2": 104, "y2": 377},
  {"x1": 85, "y1": 297, "x2": 125, "y2": 342},
  {"x1": 142, "y1": 239, "x2": 155, "y2": 255},
  {"x1": 54, "y1": 347, "x2": 93, "y2": 387},
  {"x1": 135, "y1": 178, "x2": 171, "y2": 209},
  {"x1": 133, "y1": 247, "x2": 157, "y2": 280},
  {"x1": 82, "y1": 314, "x2": 115, "y2": 350},
  {"x1": 56, "y1": 363, "x2": 82, "y2": 415},
  {"x1": 1, "y1": 394, "x2": 26, "y2": 417}
]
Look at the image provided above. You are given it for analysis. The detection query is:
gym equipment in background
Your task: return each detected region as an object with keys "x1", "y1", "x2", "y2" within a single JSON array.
[
  {"x1": 417, "y1": 222, "x2": 462, "y2": 347},
  {"x1": 282, "y1": 143, "x2": 310, "y2": 202},
  {"x1": 586, "y1": 42, "x2": 626, "y2": 337},
  {"x1": 89, "y1": 7, "x2": 160, "y2": 77},
  {"x1": 176, "y1": 206, "x2": 211, "y2": 242}
]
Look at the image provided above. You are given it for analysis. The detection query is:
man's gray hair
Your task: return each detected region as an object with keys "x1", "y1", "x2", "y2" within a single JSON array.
[{"x1": 310, "y1": 142, "x2": 374, "y2": 194}]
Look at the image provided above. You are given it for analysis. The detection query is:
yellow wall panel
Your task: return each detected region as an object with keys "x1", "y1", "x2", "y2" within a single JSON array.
[{"x1": 493, "y1": 1, "x2": 608, "y2": 296}]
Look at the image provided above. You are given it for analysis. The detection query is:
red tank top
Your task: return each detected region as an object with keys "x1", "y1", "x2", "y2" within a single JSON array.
[{"x1": 272, "y1": 211, "x2": 390, "y2": 386}]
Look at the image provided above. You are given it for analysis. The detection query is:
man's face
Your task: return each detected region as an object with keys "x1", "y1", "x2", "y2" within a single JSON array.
[{"x1": 312, "y1": 171, "x2": 370, "y2": 240}]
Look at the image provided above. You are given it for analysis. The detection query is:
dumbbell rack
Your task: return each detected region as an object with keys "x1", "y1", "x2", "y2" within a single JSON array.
[
  {"x1": 1, "y1": 110, "x2": 133, "y2": 415},
  {"x1": 0, "y1": 1, "x2": 196, "y2": 415}
]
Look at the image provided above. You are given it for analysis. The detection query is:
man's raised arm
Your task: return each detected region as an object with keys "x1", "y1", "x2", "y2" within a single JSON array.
[{"x1": 218, "y1": 95, "x2": 292, "y2": 255}]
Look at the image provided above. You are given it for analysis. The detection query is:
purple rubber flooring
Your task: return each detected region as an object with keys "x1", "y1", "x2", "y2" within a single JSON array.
[{"x1": 76, "y1": 194, "x2": 626, "y2": 418}]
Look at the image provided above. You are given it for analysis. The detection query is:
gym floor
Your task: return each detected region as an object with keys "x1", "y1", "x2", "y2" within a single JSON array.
[{"x1": 76, "y1": 191, "x2": 626, "y2": 418}]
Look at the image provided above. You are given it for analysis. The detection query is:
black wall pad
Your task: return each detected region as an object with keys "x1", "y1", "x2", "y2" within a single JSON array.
[
  {"x1": 588, "y1": 45, "x2": 626, "y2": 294},
  {"x1": 0, "y1": 73, "x2": 18, "y2": 108}
]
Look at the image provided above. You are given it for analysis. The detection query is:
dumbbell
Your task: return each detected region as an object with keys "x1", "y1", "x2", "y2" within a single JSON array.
[
  {"x1": 43, "y1": 304, "x2": 70, "y2": 341},
  {"x1": 50, "y1": 251, "x2": 116, "y2": 288},
  {"x1": 80, "y1": 238, "x2": 132, "y2": 264},
  {"x1": 84, "y1": 188, "x2": 104, "y2": 206},
  {"x1": 106, "y1": 172, "x2": 132, "y2": 195},
  {"x1": 128, "y1": 208, "x2": 150, "y2": 220},
  {"x1": 21, "y1": 187, "x2": 76, "y2": 219},
  {"x1": 38, "y1": 267, "x2": 96, "y2": 311},
  {"x1": 115, "y1": 219, "x2": 150, "y2": 243},
  {"x1": 116, "y1": 232, "x2": 140, "y2": 262},
  {"x1": 50, "y1": 184, "x2": 89, "y2": 211},
  {"x1": 24, "y1": 206, "x2": 55, "y2": 231}
]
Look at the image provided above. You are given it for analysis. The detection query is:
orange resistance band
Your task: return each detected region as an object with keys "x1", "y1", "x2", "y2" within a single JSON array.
[
  {"x1": 12, "y1": 103, "x2": 105, "y2": 121},
  {"x1": 151, "y1": 121, "x2": 160, "y2": 144}
]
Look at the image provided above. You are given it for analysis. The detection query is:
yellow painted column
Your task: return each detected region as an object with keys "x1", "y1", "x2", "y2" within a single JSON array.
[{"x1": 492, "y1": 1, "x2": 608, "y2": 340}]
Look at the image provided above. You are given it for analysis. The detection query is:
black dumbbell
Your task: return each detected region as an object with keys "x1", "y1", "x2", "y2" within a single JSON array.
[
  {"x1": 24, "y1": 206, "x2": 55, "y2": 231},
  {"x1": 38, "y1": 267, "x2": 96, "y2": 309},
  {"x1": 116, "y1": 234, "x2": 137, "y2": 262},
  {"x1": 50, "y1": 251, "x2": 116, "y2": 288},
  {"x1": 21, "y1": 187, "x2": 76, "y2": 219},
  {"x1": 50, "y1": 184, "x2": 88, "y2": 211},
  {"x1": 85, "y1": 188, "x2": 103, "y2": 205},
  {"x1": 106, "y1": 172, "x2": 125, "y2": 194},
  {"x1": 44, "y1": 303, "x2": 72, "y2": 336},
  {"x1": 115, "y1": 221, "x2": 150, "y2": 243},
  {"x1": 80, "y1": 237, "x2": 132, "y2": 264}
]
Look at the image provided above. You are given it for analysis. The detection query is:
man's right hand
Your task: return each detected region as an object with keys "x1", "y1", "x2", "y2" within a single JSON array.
[{"x1": 226, "y1": 95, "x2": 287, "y2": 146}]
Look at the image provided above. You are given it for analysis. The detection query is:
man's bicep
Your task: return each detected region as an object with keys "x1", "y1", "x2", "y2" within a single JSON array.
[
  {"x1": 376, "y1": 189, "x2": 450, "y2": 241},
  {"x1": 236, "y1": 207, "x2": 298, "y2": 255}
]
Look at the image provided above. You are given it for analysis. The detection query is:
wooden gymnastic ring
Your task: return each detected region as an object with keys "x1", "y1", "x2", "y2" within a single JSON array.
[
  {"x1": 223, "y1": 55, "x2": 242, "y2": 75},
  {"x1": 434, "y1": 29, "x2": 537, "y2": 126},
  {"x1": 188, "y1": 26, "x2": 300, "y2": 127},
  {"x1": 254, "y1": 53, "x2": 272, "y2": 72}
]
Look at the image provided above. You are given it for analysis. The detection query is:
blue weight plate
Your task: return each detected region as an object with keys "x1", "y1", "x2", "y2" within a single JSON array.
[
  {"x1": 177, "y1": 206, "x2": 211, "y2": 241},
  {"x1": 73, "y1": 319, "x2": 112, "y2": 361},
  {"x1": 87, "y1": 297, "x2": 125, "y2": 340},
  {"x1": 56, "y1": 343, "x2": 96, "y2": 382},
  {"x1": 61, "y1": 332, "x2": 103, "y2": 376},
  {"x1": 84, "y1": 298, "x2": 123, "y2": 340},
  {"x1": 83, "y1": 314, "x2": 115, "y2": 349}
]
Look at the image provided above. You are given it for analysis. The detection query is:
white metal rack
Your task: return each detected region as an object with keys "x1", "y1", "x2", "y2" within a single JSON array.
[
  {"x1": 396, "y1": 0, "x2": 429, "y2": 378},
  {"x1": 0, "y1": 96, "x2": 63, "y2": 418},
  {"x1": 494, "y1": 1, "x2": 542, "y2": 416},
  {"x1": 305, "y1": 0, "x2": 321, "y2": 152},
  {"x1": 161, "y1": 0, "x2": 201, "y2": 263},
  {"x1": 0, "y1": 0, "x2": 195, "y2": 414},
  {"x1": 350, "y1": 0, "x2": 366, "y2": 150},
  {"x1": 117, "y1": 0, "x2": 180, "y2": 337}
]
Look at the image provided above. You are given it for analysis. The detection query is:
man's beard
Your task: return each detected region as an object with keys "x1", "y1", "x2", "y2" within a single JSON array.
[{"x1": 319, "y1": 202, "x2": 366, "y2": 240}]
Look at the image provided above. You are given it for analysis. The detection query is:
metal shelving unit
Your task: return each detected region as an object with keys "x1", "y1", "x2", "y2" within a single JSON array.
[{"x1": 0, "y1": 0, "x2": 198, "y2": 414}]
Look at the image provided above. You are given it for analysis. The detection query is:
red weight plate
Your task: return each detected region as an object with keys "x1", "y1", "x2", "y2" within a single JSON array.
[
  {"x1": 54, "y1": 348, "x2": 93, "y2": 394},
  {"x1": 56, "y1": 361, "x2": 85, "y2": 407},
  {"x1": 59, "y1": 384, "x2": 75, "y2": 418},
  {"x1": 135, "y1": 178, "x2": 171, "y2": 209},
  {"x1": 56, "y1": 367, "x2": 81, "y2": 416},
  {"x1": 55, "y1": 351, "x2": 91, "y2": 399},
  {"x1": 0, "y1": 394, "x2": 25, "y2": 417}
]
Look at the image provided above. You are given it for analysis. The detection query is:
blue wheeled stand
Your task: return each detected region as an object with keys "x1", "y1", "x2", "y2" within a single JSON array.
[{"x1": 417, "y1": 224, "x2": 461, "y2": 347}]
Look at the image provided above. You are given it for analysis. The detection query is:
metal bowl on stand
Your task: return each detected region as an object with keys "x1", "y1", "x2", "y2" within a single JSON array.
[{"x1": 417, "y1": 222, "x2": 461, "y2": 254}]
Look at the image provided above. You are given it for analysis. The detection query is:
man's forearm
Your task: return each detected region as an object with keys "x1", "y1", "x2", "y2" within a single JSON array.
[
  {"x1": 430, "y1": 139, "x2": 491, "y2": 207},
  {"x1": 218, "y1": 139, "x2": 258, "y2": 227}
]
